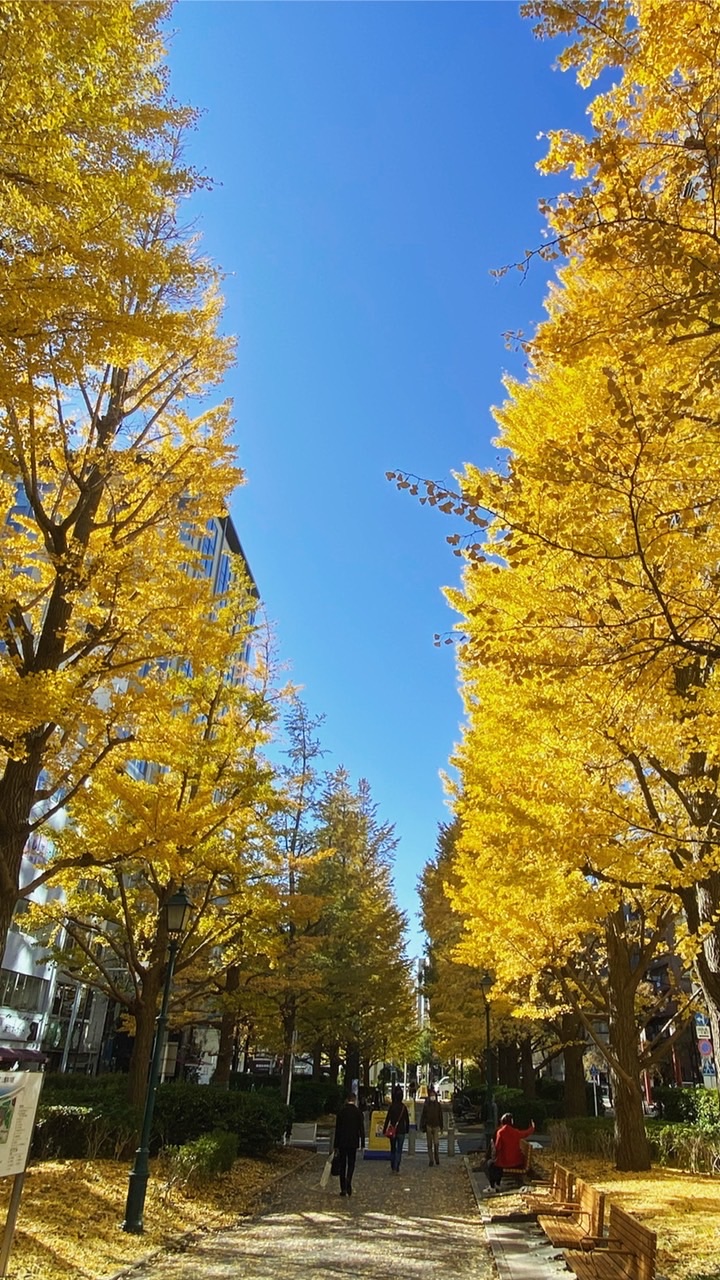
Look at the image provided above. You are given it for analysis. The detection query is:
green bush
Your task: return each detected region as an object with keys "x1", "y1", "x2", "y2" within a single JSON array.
[
  {"x1": 153, "y1": 1083, "x2": 289, "y2": 1156},
  {"x1": 287, "y1": 1079, "x2": 344, "y2": 1121},
  {"x1": 653, "y1": 1086, "x2": 720, "y2": 1130},
  {"x1": 490, "y1": 1088, "x2": 549, "y2": 1130},
  {"x1": 548, "y1": 1112, "x2": 720, "y2": 1175},
  {"x1": 33, "y1": 1075, "x2": 289, "y2": 1161},
  {"x1": 169, "y1": 1129, "x2": 238, "y2": 1185},
  {"x1": 33, "y1": 1099, "x2": 141, "y2": 1161}
]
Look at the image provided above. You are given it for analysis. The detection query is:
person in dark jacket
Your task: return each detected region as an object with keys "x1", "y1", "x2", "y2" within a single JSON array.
[
  {"x1": 382, "y1": 1085, "x2": 410, "y2": 1174},
  {"x1": 419, "y1": 1085, "x2": 444, "y2": 1166},
  {"x1": 333, "y1": 1091, "x2": 365, "y2": 1197}
]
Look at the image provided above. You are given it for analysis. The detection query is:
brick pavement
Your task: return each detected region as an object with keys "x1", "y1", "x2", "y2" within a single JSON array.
[{"x1": 127, "y1": 1149, "x2": 497, "y2": 1280}]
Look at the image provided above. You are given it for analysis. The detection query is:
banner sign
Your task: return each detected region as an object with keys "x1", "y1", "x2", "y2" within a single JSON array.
[{"x1": 0, "y1": 1074, "x2": 43, "y2": 1178}]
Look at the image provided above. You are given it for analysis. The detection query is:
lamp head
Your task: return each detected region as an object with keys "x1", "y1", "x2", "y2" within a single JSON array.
[{"x1": 165, "y1": 886, "x2": 193, "y2": 937}]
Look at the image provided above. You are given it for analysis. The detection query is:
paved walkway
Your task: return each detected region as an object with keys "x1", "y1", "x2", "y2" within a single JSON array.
[{"x1": 128, "y1": 1149, "x2": 497, "y2": 1280}]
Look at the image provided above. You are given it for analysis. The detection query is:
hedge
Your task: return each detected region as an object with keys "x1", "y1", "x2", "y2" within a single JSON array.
[
  {"x1": 32, "y1": 1076, "x2": 290, "y2": 1161},
  {"x1": 168, "y1": 1129, "x2": 238, "y2": 1185}
]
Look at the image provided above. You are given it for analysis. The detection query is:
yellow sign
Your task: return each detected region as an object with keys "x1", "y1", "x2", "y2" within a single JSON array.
[{"x1": 367, "y1": 1109, "x2": 391, "y2": 1154}]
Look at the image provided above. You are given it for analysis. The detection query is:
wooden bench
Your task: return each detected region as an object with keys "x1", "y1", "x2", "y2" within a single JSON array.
[
  {"x1": 538, "y1": 1178, "x2": 605, "y2": 1248},
  {"x1": 564, "y1": 1203, "x2": 656, "y2": 1280},
  {"x1": 498, "y1": 1137, "x2": 536, "y2": 1187},
  {"x1": 523, "y1": 1162, "x2": 576, "y2": 1214}
]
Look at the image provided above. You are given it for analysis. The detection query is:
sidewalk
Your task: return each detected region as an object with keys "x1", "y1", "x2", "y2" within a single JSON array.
[
  {"x1": 126, "y1": 1148, "x2": 496, "y2": 1280},
  {"x1": 464, "y1": 1157, "x2": 569, "y2": 1280}
]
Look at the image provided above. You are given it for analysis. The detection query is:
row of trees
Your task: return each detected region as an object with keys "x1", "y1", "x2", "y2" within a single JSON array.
[
  {"x1": 407, "y1": 0, "x2": 720, "y2": 1170},
  {"x1": 0, "y1": 2, "x2": 415, "y2": 1107}
]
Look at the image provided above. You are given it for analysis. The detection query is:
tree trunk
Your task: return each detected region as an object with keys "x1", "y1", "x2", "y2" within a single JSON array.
[
  {"x1": 561, "y1": 1013, "x2": 588, "y2": 1117},
  {"x1": 312, "y1": 1038, "x2": 323, "y2": 1082},
  {"x1": 682, "y1": 879, "x2": 720, "y2": 1065},
  {"x1": 344, "y1": 1040, "x2": 360, "y2": 1093},
  {"x1": 127, "y1": 964, "x2": 164, "y2": 1109},
  {"x1": 498, "y1": 1041, "x2": 520, "y2": 1088},
  {"x1": 329, "y1": 1043, "x2": 340, "y2": 1085},
  {"x1": 606, "y1": 913, "x2": 651, "y2": 1171},
  {"x1": 280, "y1": 999, "x2": 296, "y2": 1103},
  {"x1": 0, "y1": 754, "x2": 44, "y2": 954},
  {"x1": 212, "y1": 965, "x2": 240, "y2": 1088},
  {"x1": 520, "y1": 1035, "x2": 536, "y2": 1100}
]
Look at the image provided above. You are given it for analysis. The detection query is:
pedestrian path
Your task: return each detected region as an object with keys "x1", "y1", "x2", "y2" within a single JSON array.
[
  {"x1": 464, "y1": 1157, "x2": 571, "y2": 1280},
  {"x1": 127, "y1": 1148, "x2": 494, "y2": 1280}
]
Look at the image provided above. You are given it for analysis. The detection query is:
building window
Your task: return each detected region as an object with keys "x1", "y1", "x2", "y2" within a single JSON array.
[{"x1": 0, "y1": 968, "x2": 48, "y2": 1013}]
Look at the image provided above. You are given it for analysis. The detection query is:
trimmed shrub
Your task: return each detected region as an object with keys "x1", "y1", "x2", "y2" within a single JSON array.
[
  {"x1": 153, "y1": 1083, "x2": 289, "y2": 1156},
  {"x1": 33, "y1": 1074, "x2": 289, "y2": 1161},
  {"x1": 33, "y1": 1099, "x2": 141, "y2": 1161},
  {"x1": 287, "y1": 1079, "x2": 344, "y2": 1121},
  {"x1": 169, "y1": 1129, "x2": 238, "y2": 1185}
]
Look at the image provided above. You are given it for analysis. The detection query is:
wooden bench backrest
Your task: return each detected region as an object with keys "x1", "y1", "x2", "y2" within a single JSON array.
[
  {"x1": 553, "y1": 1164, "x2": 575, "y2": 1202},
  {"x1": 606, "y1": 1204, "x2": 656, "y2": 1280},
  {"x1": 577, "y1": 1180, "x2": 605, "y2": 1236}
]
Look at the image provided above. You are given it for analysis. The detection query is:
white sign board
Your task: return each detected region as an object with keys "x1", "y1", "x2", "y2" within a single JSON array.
[{"x1": 0, "y1": 1074, "x2": 43, "y2": 1178}]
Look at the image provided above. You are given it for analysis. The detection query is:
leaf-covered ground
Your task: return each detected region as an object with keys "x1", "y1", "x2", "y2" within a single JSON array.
[
  {"x1": 504, "y1": 1155, "x2": 720, "y2": 1280},
  {"x1": 0, "y1": 1149, "x2": 309, "y2": 1280},
  {"x1": 568, "y1": 1156, "x2": 720, "y2": 1280}
]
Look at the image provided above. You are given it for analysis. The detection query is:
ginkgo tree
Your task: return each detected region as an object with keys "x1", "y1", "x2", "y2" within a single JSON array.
[
  {"x1": 0, "y1": 0, "x2": 240, "y2": 954},
  {"x1": 391, "y1": 3, "x2": 720, "y2": 1162},
  {"x1": 27, "y1": 580, "x2": 280, "y2": 1105},
  {"x1": 299, "y1": 767, "x2": 415, "y2": 1089}
]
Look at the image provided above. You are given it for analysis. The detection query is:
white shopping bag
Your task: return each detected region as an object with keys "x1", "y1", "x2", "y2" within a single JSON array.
[{"x1": 320, "y1": 1155, "x2": 334, "y2": 1189}]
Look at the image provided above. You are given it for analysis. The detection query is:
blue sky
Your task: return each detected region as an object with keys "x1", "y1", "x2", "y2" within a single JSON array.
[{"x1": 167, "y1": 1, "x2": 589, "y2": 954}]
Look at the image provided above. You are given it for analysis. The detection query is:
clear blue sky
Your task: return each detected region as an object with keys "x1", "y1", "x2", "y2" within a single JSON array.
[{"x1": 167, "y1": 1, "x2": 588, "y2": 954}]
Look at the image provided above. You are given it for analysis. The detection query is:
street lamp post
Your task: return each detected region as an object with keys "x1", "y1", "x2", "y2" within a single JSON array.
[
  {"x1": 122, "y1": 887, "x2": 193, "y2": 1234},
  {"x1": 479, "y1": 973, "x2": 497, "y2": 1146}
]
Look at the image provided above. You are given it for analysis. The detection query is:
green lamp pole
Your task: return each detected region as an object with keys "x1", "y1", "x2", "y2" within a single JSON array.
[
  {"x1": 480, "y1": 973, "x2": 496, "y2": 1145},
  {"x1": 122, "y1": 886, "x2": 193, "y2": 1234}
]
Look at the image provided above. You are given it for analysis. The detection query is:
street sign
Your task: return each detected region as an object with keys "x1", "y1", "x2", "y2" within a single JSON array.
[
  {"x1": 589, "y1": 1066, "x2": 599, "y2": 1082},
  {"x1": 698, "y1": 1038, "x2": 713, "y2": 1058}
]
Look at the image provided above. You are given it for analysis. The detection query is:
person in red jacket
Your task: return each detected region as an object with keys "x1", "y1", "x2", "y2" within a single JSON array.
[{"x1": 486, "y1": 1112, "x2": 535, "y2": 1192}]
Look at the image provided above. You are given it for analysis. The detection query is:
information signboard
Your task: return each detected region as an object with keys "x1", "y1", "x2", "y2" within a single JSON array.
[
  {"x1": 0, "y1": 1074, "x2": 43, "y2": 1179},
  {"x1": 364, "y1": 1109, "x2": 391, "y2": 1160}
]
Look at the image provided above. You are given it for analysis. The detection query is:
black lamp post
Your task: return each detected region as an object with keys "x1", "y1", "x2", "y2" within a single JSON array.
[
  {"x1": 479, "y1": 972, "x2": 497, "y2": 1144},
  {"x1": 122, "y1": 886, "x2": 193, "y2": 1234}
]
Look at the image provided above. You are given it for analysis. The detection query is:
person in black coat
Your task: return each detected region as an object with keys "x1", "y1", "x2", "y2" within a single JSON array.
[{"x1": 333, "y1": 1091, "x2": 365, "y2": 1197}]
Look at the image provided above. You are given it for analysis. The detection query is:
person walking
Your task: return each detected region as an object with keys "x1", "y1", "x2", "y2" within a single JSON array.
[
  {"x1": 419, "y1": 1085, "x2": 444, "y2": 1166},
  {"x1": 383, "y1": 1085, "x2": 410, "y2": 1174},
  {"x1": 333, "y1": 1090, "x2": 365, "y2": 1197},
  {"x1": 486, "y1": 1112, "x2": 535, "y2": 1193}
]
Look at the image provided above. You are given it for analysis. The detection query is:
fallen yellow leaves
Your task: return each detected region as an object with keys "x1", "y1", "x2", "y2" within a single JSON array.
[
  {"x1": 0, "y1": 1149, "x2": 309, "y2": 1280},
  {"x1": 554, "y1": 1155, "x2": 720, "y2": 1280}
]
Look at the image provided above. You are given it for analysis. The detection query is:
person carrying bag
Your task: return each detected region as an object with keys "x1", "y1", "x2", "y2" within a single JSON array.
[
  {"x1": 332, "y1": 1090, "x2": 365, "y2": 1198},
  {"x1": 383, "y1": 1085, "x2": 410, "y2": 1174}
]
